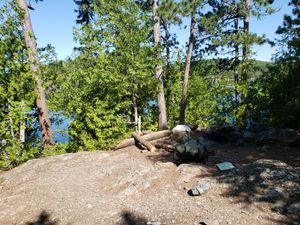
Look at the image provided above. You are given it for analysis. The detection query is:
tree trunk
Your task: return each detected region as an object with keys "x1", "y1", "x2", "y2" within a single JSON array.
[
  {"x1": 20, "y1": 103, "x2": 25, "y2": 144},
  {"x1": 234, "y1": 13, "x2": 240, "y2": 104},
  {"x1": 131, "y1": 77, "x2": 138, "y2": 131},
  {"x1": 153, "y1": 0, "x2": 168, "y2": 130},
  {"x1": 179, "y1": 11, "x2": 196, "y2": 124},
  {"x1": 241, "y1": 0, "x2": 250, "y2": 84},
  {"x1": 243, "y1": 0, "x2": 250, "y2": 61},
  {"x1": 17, "y1": 0, "x2": 53, "y2": 146},
  {"x1": 162, "y1": 19, "x2": 171, "y2": 71},
  {"x1": 132, "y1": 132, "x2": 157, "y2": 152},
  {"x1": 20, "y1": 121, "x2": 25, "y2": 143},
  {"x1": 7, "y1": 104, "x2": 15, "y2": 140},
  {"x1": 155, "y1": 142, "x2": 175, "y2": 152}
]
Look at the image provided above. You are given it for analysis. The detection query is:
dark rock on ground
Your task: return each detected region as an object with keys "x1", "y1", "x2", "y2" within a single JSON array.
[
  {"x1": 242, "y1": 130, "x2": 255, "y2": 142},
  {"x1": 256, "y1": 128, "x2": 300, "y2": 146},
  {"x1": 202, "y1": 126, "x2": 300, "y2": 147},
  {"x1": 201, "y1": 126, "x2": 241, "y2": 143}
]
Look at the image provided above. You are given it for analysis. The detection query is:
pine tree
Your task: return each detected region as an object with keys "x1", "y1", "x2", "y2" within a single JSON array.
[
  {"x1": 179, "y1": 0, "x2": 203, "y2": 124},
  {"x1": 153, "y1": 0, "x2": 168, "y2": 130},
  {"x1": 179, "y1": 4, "x2": 196, "y2": 124},
  {"x1": 0, "y1": 0, "x2": 37, "y2": 168},
  {"x1": 74, "y1": 0, "x2": 94, "y2": 25},
  {"x1": 53, "y1": 0, "x2": 156, "y2": 150},
  {"x1": 263, "y1": 0, "x2": 300, "y2": 128},
  {"x1": 16, "y1": 0, "x2": 53, "y2": 146},
  {"x1": 196, "y1": 0, "x2": 275, "y2": 126}
]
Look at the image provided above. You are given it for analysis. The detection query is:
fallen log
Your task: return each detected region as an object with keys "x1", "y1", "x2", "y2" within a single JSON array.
[
  {"x1": 155, "y1": 142, "x2": 175, "y2": 152},
  {"x1": 114, "y1": 130, "x2": 171, "y2": 150},
  {"x1": 132, "y1": 132, "x2": 157, "y2": 152}
]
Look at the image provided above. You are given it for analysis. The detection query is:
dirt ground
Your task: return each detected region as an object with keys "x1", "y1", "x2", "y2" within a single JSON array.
[{"x1": 0, "y1": 139, "x2": 299, "y2": 225}]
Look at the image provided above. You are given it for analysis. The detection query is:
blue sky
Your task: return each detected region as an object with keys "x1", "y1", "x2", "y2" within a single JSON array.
[{"x1": 30, "y1": 0, "x2": 292, "y2": 61}]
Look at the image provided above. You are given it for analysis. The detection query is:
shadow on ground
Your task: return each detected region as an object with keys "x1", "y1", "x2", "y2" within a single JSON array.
[
  {"x1": 212, "y1": 160, "x2": 300, "y2": 224},
  {"x1": 147, "y1": 149, "x2": 175, "y2": 163},
  {"x1": 206, "y1": 144, "x2": 300, "y2": 225},
  {"x1": 147, "y1": 140, "x2": 300, "y2": 225},
  {"x1": 26, "y1": 211, "x2": 58, "y2": 225},
  {"x1": 118, "y1": 210, "x2": 148, "y2": 225},
  {"x1": 26, "y1": 210, "x2": 150, "y2": 225}
]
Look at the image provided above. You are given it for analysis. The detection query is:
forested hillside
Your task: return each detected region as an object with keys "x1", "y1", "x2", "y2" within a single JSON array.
[{"x1": 0, "y1": 0, "x2": 299, "y2": 168}]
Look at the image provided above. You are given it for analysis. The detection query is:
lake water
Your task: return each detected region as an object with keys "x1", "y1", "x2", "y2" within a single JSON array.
[
  {"x1": 34, "y1": 112, "x2": 70, "y2": 144},
  {"x1": 51, "y1": 117, "x2": 70, "y2": 143}
]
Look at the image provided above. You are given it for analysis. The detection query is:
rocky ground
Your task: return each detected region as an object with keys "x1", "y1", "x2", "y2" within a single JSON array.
[{"x1": 0, "y1": 138, "x2": 299, "y2": 225}]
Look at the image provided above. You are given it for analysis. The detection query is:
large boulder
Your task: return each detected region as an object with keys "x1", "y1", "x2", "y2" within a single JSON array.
[
  {"x1": 242, "y1": 130, "x2": 255, "y2": 142},
  {"x1": 277, "y1": 128, "x2": 299, "y2": 144},
  {"x1": 256, "y1": 129, "x2": 278, "y2": 145},
  {"x1": 256, "y1": 128, "x2": 300, "y2": 146},
  {"x1": 202, "y1": 125, "x2": 240, "y2": 142}
]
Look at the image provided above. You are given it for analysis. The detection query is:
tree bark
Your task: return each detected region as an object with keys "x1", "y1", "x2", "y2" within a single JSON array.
[
  {"x1": 161, "y1": 19, "x2": 171, "y2": 71},
  {"x1": 20, "y1": 103, "x2": 25, "y2": 144},
  {"x1": 17, "y1": 0, "x2": 53, "y2": 146},
  {"x1": 131, "y1": 77, "x2": 138, "y2": 131},
  {"x1": 243, "y1": 0, "x2": 250, "y2": 61},
  {"x1": 114, "y1": 130, "x2": 171, "y2": 150},
  {"x1": 154, "y1": 142, "x2": 175, "y2": 152},
  {"x1": 20, "y1": 121, "x2": 25, "y2": 143},
  {"x1": 179, "y1": 11, "x2": 196, "y2": 124},
  {"x1": 7, "y1": 104, "x2": 15, "y2": 140},
  {"x1": 132, "y1": 132, "x2": 157, "y2": 152},
  {"x1": 153, "y1": 0, "x2": 168, "y2": 130},
  {"x1": 234, "y1": 13, "x2": 240, "y2": 104}
]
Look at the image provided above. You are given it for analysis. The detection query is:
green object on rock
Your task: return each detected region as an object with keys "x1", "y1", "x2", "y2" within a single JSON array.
[
  {"x1": 175, "y1": 144, "x2": 186, "y2": 153},
  {"x1": 216, "y1": 162, "x2": 235, "y2": 171},
  {"x1": 174, "y1": 140, "x2": 208, "y2": 163}
]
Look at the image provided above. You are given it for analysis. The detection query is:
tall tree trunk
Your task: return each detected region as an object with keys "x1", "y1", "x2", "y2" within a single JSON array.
[
  {"x1": 153, "y1": 0, "x2": 168, "y2": 130},
  {"x1": 162, "y1": 19, "x2": 172, "y2": 123},
  {"x1": 240, "y1": 0, "x2": 250, "y2": 84},
  {"x1": 234, "y1": 14, "x2": 240, "y2": 104},
  {"x1": 130, "y1": 42, "x2": 138, "y2": 131},
  {"x1": 8, "y1": 104, "x2": 15, "y2": 140},
  {"x1": 131, "y1": 77, "x2": 138, "y2": 131},
  {"x1": 179, "y1": 11, "x2": 196, "y2": 124},
  {"x1": 20, "y1": 121, "x2": 25, "y2": 143},
  {"x1": 243, "y1": 0, "x2": 250, "y2": 61},
  {"x1": 20, "y1": 102, "x2": 25, "y2": 144},
  {"x1": 161, "y1": 19, "x2": 171, "y2": 71},
  {"x1": 17, "y1": 0, "x2": 53, "y2": 146}
]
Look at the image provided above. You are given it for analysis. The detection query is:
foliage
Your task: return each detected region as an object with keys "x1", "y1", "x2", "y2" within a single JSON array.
[
  {"x1": 74, "y1": 0, "x2": 95, "y2": 25},
  {"x1": 1, "y1": 0, "x2": 299, "y2": 169},
  {"x1": 252, "y1": 0, "x2": 300, "y2": 128},
  {"x1": 0, "y1": 0, "x2": 38, "y2": 168},
  {"x1": 165, "y1": 50, "x2": 184, "y2": 126},
  {"x1": 46, "y1": 0, "x2": 156, "y2": 151},
  {"x1": 187, "y1": 59, "x2": 235, "y2": 126},
  {"x1": 191, "y1": 0, "x2": 275, "y2": 127}
]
